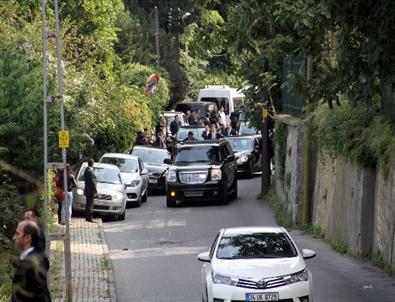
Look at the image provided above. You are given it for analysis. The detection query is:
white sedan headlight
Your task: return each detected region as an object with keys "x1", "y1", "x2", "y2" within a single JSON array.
[
  {"x1": 166, "y1": 170, "x2": 177, "y2": 182},
  {"x1": 76, "y1": 188, "x2": 84, "y2": 195},
  {"x1": 113, "y1": 192, "x2": 123, "y2": 200},
  {"x1": 212, "y1": 271, "x2": 238, "y2": 286},
  {"x1": 128, "y1": 180, "x2": 140, "y2": 187},
  {"x1": 211, "y1": 168, "x2": 222, "y2": 181},
  {"x1": 284, "y1": 268, "x2": 308, "y2": 284}
]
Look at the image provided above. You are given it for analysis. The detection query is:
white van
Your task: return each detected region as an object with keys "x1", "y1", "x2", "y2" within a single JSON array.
[{"x1": 197, "y1": 85, "x2": 245, "y2": 121}]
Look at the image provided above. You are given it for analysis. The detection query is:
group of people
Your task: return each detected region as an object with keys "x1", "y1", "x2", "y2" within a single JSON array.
[
  {"x1": 134, "y1": 104, "x2": 241, "y2": 148},
  {"x1": 54, "y1": 159, "x2": 97, "y2": 224},
  {"x1": 10, "y1": 158, "x2": 100, "y2": 301}
]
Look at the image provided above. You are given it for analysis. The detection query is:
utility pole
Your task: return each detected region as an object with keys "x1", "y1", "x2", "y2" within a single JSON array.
[
  {"x1": 154, "y1": 6, "x2": 160, "y2": 66},
  {"x1": 42, "y1": 0, "x2": 72, "y2": 300},
  {"x1": 261, "y1": 101, "x2": 271, "y2": 197}
]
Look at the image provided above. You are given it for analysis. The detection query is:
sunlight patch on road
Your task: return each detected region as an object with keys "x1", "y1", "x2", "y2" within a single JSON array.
[
  {"x1": 109, "y1": 246, "x2": 206, "y2": 260},
  {"x1": 104, "y1": 218, "x2": 186, "y2": 232}
]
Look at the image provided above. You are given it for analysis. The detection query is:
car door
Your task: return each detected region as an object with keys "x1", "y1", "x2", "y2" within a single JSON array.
[
  {"x1": 254, "y1": 136, "x2": 263, "y2": 169},
  {"x1": 138, "y1": 158, "x2": 149, "y2": 193},
  {"x1": 222, "y1": 143, "x2": 235, "y2": 189}
]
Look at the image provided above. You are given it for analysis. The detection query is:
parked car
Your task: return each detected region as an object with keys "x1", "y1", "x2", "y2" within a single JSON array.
[
  {"x1": 130, "y1": 145, "x2": 171, "y2": 192},
  {"x1": 162, "y1": 110, "x2": 189, "y2": 135},
  {"x1": 175, "y1": 101, "x2": 217, "y2": 122},
  {"x1": 224, "y1": 135, "x2": 263, "y2": 178},
  {"x1": 164, "y1": 139, "x2": 238, "y2": 207},
  {"x1": 197, "y1": 226, "x2": 316, "y2": 302},
  {"x1": 238, "y1": 121, "x2": 260, "y2": 135},
  {"x1": 73, "y1": 162, "x2": 127, "y2": 220},
  {"x1": 99, "y1": 153, "x2": 149, "y2": 207}
]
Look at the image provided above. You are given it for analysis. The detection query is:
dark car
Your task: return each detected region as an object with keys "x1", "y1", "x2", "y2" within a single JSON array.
[
  {"x1": 164, "y1": 139, "x2": 238, "y2": 207},
  {"x1": 175, "y1": 101, "x2": 217, "y2": 122},
  {"x1": 225, "y1": 135, "x2": 262, "y2": 178},
  {"x1": 130, "y1": 145, "x2": 171, "y2": 192}
]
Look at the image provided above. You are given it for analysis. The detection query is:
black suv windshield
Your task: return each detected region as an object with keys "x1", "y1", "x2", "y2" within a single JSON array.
[
  {"x1": 174, "y1": 145, "x2": 220, "y2": 164},
  {"x1": 216, "y1": 233, "x2": 297, "y2": 259}
]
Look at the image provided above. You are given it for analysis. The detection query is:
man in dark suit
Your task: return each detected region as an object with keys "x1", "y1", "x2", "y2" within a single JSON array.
[
  {"x1": 12, "y1": 220, "x2": 52, "y2": 302},
  {"x1": 170, "y1": 115, "x2": 181, "y2": 136},
  {"x1": 84, "y1": 158, "x2": 97, "y2": 223},
  {"x1": 222, "y1": 123, "x2": 237, "y2": 136},
  {"x1": 204, "y1": 123, "x2": 223, "y2": 140}
]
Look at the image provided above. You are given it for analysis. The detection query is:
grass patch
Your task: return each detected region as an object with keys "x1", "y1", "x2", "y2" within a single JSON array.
[
  {"x1": 302, "y1": 224, "x2": 325, "y2": 239},
  {"x1": 266, "y1": 187, "x2": 293, "y2": 229},
  {"x1": 100, "y1": 256, "x2": 111, "y2": 271},
  {"x1": 372, "y1": 251, "x2": 393, "y2": 276},
  {"x1": 329, "y1": 240, "x2": 348, "y2": 254},
  {"x1": 48, "y1": 230, "x2": 65, "y2": 299}
]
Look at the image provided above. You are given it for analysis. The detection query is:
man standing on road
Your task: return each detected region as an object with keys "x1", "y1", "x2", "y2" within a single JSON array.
[
  {"x1": 12, "y1": 220, "x2": 52, "y2": 302},
  {"x1": 84, "y1": 158, "x2": 97, "y2": 223}
]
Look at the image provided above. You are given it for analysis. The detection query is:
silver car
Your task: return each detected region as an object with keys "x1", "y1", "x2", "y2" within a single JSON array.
[
  {"x1": 73, "y1": 162, "x2": 127, "y2": 220},
  {"x1": 99, "y1": 153, "x2": 149, "y2": 207}
]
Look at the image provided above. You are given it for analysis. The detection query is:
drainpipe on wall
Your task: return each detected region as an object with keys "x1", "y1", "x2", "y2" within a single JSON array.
[{"x1": 302, "y1": 56, "x2": 313, "y2": 225}]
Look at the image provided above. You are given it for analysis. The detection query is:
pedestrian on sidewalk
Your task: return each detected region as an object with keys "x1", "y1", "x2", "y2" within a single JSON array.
[
  {"x1": 12, "y1": 220, "x2": 52, "y2": 302},
  {"x1": 84, "y1": 158, "x2": 97, "y2": 223},
  {"x1": 54, "y1": 168, "x2": 65, "y2": 225},
  {"x1": 63, "y1": 164, "x2": 77, "y2": 223}
]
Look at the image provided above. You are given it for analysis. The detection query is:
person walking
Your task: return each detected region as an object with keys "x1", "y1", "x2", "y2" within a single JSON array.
[
  {"x1": 63, "y1": 164, "x2": 77, "y2": 223},
  {"x1": 23, "y1": 209, "x2": 47, "y2": 257},
  {"x1": 84, "y1": 159, "x2": 97, "y2": 223},
  {"x1": 12, "y1": 220, "x2": 52, "y2": 302},
  {"x1": 134, "y1": 129, "x2": 147, "y2": 146}
]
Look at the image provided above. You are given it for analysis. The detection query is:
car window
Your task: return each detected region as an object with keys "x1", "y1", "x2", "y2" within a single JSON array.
[
  {"x1": 226, "y1": 137, "x2": 253, "y2": 152},
  {"x1": 79, "y1": 167, "x2": 122, "y2": 184},
  {"x1": 100, "y1": 157, "x2": 139, "y2": 173},
  {"x1": 239, "y1": 123, "x2": 258, "y2": 135},
  {"x1": 210, "y1": 232, "x2": 220, "y2": 259},
  {"x1": 138, "y1": 158, "x2": 144, "y2": 171},
  {"x1": 174, "y1": 145, "x2": 220, "y2": 163},
  {"x1": 131, "y1": 148, "x2": 170, "y2": 164},
  {"x1": 216, "y1": 233, "x2": 297, "y2": 259},
  {"x1": 176, "y1": 128, "x2": 205, "y2": 141}
]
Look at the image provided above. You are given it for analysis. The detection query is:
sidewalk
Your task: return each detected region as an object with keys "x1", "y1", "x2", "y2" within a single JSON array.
[{"x1": 48, "y1": 218, "x2": 116, "y2": 302}]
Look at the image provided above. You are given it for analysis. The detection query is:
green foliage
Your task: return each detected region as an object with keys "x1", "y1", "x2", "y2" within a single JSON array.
[
  {"x1": 266, "y1": 186, "x2": 293, "y2": 229},
  {"x1": 330, "y1": 240, "x2": 348, "y2": 254},
  {"x1": 302, "y1": 224, "x2": 325, "y2": 239},
  {"x1": 275, "y1": 122, "x2": 287, "y2": 179},
  {"x1": 372, "y1": 251, "x2": 393, "y2": 276},
  {"x1": 311, "y1": 100, "x2": 395, "y2": 171}
]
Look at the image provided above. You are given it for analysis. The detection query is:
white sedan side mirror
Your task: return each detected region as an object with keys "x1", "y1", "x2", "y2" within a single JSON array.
[
  {"x1": 197, "y1": 251, "x2": 211, "y2": 263},
  {"x1": 302, "y1": 249, "x2": 316, "y2": 259}
]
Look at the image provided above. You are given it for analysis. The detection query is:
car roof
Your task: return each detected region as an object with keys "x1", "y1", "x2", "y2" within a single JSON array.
[
  {"x1": 162, "y1": 111, "x2": 185, "y2": 116},
  {"x1": 80, "y1": 162, "x2": 121, "y2": 170},
  {"x1": 178, "y1": 139, "x2": 227, "y2": 147},
  {"x1": 225, "y1": 134, "x2": 261, "y2": 139},
  {"x1": 132, "y1": 145, "x2": 169, "y2": 152},
  {"x1": 101, "y1": 153, "x2": 139, "y2": 160},
  {"x1": 221, "y1": 226, "x2": 288, "y2": 236}
]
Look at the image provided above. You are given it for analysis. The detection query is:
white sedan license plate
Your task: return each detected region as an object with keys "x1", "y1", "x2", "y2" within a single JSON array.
[
  {"x1": 149, "y1": 179, "x2": 158, "y2": 184},
  {"x1": 246, "y1": 292, "x2": 279, "y2": 301}
]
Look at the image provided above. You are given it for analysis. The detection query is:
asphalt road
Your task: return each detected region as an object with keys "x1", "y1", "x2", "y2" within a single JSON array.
[{"x1": 103, "y1": 176, "x2": 395, "y2": 302}]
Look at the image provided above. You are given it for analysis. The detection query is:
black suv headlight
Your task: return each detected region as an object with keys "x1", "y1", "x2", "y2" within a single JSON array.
[
  {"x1": 166, "y1": 170, "x2": 177, "y2": 182},
  {"x1": 211, "y1": 168, "x2": 222, "y2": 181}
]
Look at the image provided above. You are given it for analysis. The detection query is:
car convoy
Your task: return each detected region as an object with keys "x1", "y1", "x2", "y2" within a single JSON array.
[{"x1": 71, "y1": 87, "x2": 316, "y2": 301}]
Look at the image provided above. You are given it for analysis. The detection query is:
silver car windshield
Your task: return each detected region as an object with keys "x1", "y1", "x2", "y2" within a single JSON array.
[
  {"x1": 78, "y1": 167, "x2": 122, "y2": 184},
  {"x1": 216, "y1": 233, "x2": 297, "y2": 259},
  {"x1": 132, "y1": 148, "x2": 170, "y2": 164},
  {"x1": 100, "y1": 157, "x2": 139, "y2": 173}
]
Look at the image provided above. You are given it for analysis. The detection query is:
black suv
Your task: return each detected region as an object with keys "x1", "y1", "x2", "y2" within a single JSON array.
[{"x1": 164, "y1": 139, "x2": 238, "y2": 207}]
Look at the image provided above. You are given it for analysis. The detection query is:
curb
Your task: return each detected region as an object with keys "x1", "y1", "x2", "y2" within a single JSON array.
[{"x1": 98, "y1": 219, "x2": 118, "y2": 302}]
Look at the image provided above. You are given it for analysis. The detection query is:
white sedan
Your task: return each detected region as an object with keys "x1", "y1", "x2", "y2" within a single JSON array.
[
  {"x1": 99, "y1": 153, "x2": 149, "y2": 207},
  {"x1": 197, "y1": 226, "x2": 316, "y2": 302}
]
